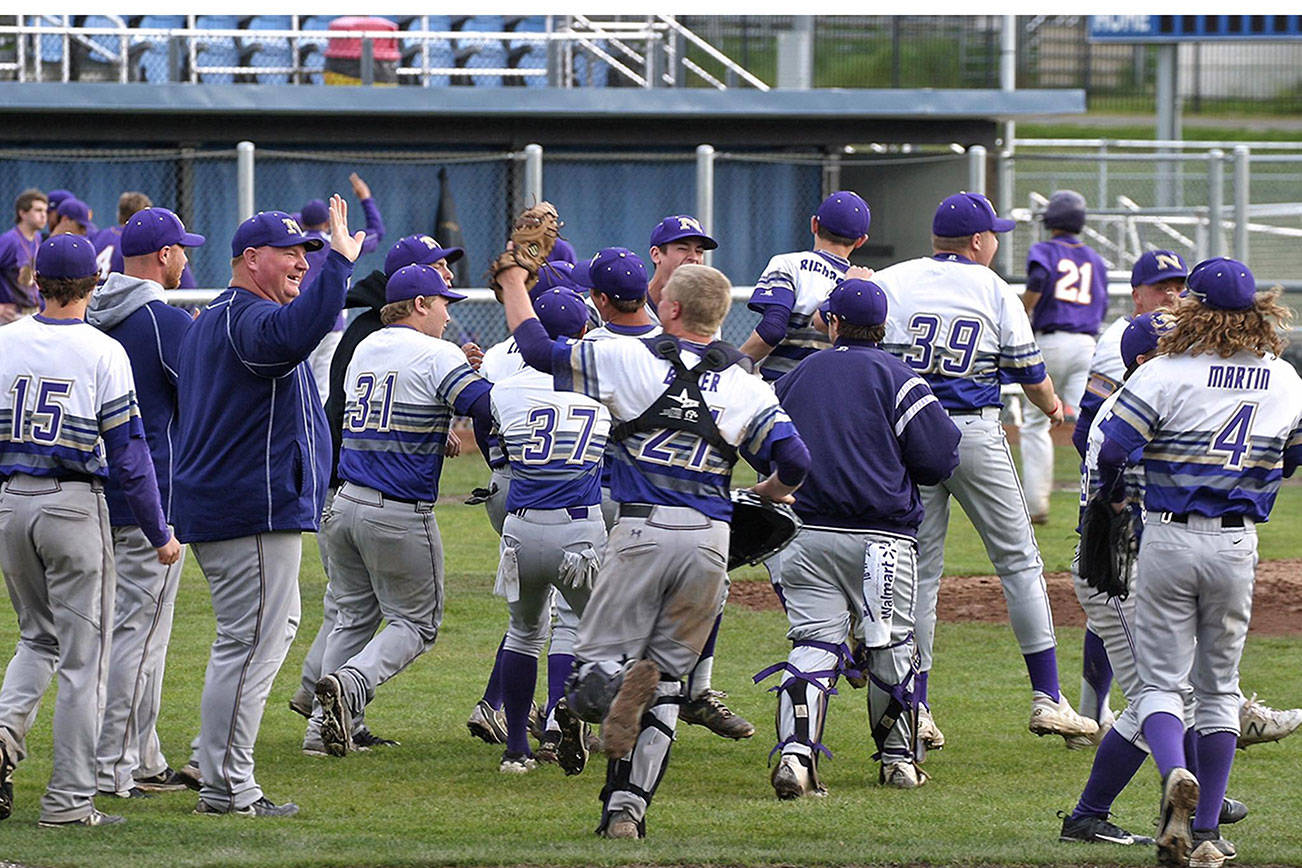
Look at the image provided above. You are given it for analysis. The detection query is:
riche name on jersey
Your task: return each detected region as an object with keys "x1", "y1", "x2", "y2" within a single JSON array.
[
  {"x1": 799, "y1": 258, "x2": 842, "y2": 280},
  {"x1": 1207, "y1": 365, "x2": 1271, "y2": 391}
]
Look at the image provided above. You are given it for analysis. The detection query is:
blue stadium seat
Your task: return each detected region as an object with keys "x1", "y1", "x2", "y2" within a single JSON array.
[
  {"x1": 503, "y1": 16, "x2": 547, "y2": 88},
  {"x1": 194, "y1": 16, "x2": 242, "y2": 84},
  {"x1": 295, "y1": 17, "x2": 331, "y2": 84},
  {"x1": 243, "y1": 16, "x2": 293, "y2": 84},
  {"x1": 134, "y1": 15, "x2": 186, "y2": 82},
  {"x1": 462, "y1": 16, "x2": 506, "y2": 87}
]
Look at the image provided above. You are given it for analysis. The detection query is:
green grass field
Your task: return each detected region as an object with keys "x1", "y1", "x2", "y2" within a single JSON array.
[{"x1": 2, "y1": 454, "x2": 1300, "y2": 867}]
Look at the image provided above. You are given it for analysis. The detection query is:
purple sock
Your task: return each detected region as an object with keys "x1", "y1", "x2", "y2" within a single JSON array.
[
  {"x1": 1142, "y1": 712, "x2": 1187, "y2": 779},
  {"x1": 1184, "y1": 727, "x2": 1200, "y2": 780},
  {"x1": 687, "y1": 614, "x2": 723, "y2": 696},
  {"x1": 481, "y1": 636, "x2": 507, "y2": 709},
  {"x1": 500, "y1": 650, "x2": 538, "y2": 755},
  {"x1": 545, "y1": 653, "x2": 574, "y2": 720},
  {"x1": 1081, "y1": 630, "x2": 1113, "y2": 718},
  {"x1": 1024, "y1": 648, "x2": 1061, "y2": 702},
  {"x1": 1193, "y1": 731, "x2": 1236, "y2": 831},
  {"x1": 916, "y1": 671, "x2": 929, "y2": 707},
  {"x1": 1072, "y1": 728, "x2": 1150, "y2": 818}
]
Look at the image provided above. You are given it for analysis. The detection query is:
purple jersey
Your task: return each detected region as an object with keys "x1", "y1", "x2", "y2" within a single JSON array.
[
  {"x1": 1026, "y1": 236, "x2": 1108, "y2": 335},
  {"x1": 0, "y1": 226, "x2": 41, "y2": 308}
]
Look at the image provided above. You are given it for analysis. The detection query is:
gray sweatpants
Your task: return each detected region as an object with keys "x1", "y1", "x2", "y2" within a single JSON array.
[
  {"x1": 915, "y1": 410, "x2": 1057, "y2": 673},
  {"x1": 193, "y1": 532, "x2": 302, "y2": 810},
  {"x1": 310, "y1": 482, "x2": 444, "y2": 722},
  {"x1": 0, "y1": 474, "x2": 115, "y2": 823},
  {"x1": 96, "y1": 524, "x2": 185, "y2": 793}
]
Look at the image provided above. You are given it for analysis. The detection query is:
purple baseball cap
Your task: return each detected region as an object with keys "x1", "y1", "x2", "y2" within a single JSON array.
[
  {"x1": 549, "y1": 238, "x2": 578, "y2": 264},
  {"x1": 385, "y1": 264, "x2": 467, "y2": 305},
  {"x1": 121, "y1": 207, "x2": 206, "y2": 256},
  {"x1": 649, "y1": 215, "x2": 718, "y2": 250},
  {"x1": 46, "y1": 189, "x2": 74, "y2": 213},
  {"x1": 533, "y1": 287, "x2": 589, "y2": 340},
  {"x1": 35, "y1": 234, "x2": 99, "y2": 279},
  {"x1": 231, "y1": 211, "x2": 324, "y2": 257},
  {"x1": 299, "y1": 199, "x2": 329, "y2": 227},
  {"x1": 819, "y1": 278, "x2": 888, "y2": 327},
  {"x1": 1120, "y1": 312, "x2": 1171, "y2": 369},
  {"x1": 384, "y1": 234, "x2": 464, "y2": 278},
  {"x1": 1130, "y1": 250, "x2": 1188, "y2": 288},
  {"x1": 932, "y1": 192, "x2": 1015, "y2": 237},
  {"x1": 572, "y1": 247, "x2": 648, "y2": 301},
  {"x1": 56, "y1": 197, "x2": 96, "y2": 233},
  {"x1": 1043, "y1": 190, "x2": 1087, "y2": 233},
  {"x1": 815, "y1": 191, "x2": 871, "y2": 240},
  {"x1": 531, "y1": 260, "x2": 579, "y2": 301},
  {"x1": 1185, "y1": 257, "x2": 1257, "y2": 311}
]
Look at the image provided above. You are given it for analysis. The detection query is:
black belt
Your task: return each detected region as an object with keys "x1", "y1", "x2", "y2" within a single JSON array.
[
  {"x1": 1162, "y1": 512, "x2": 1246, "y2": 528},
  {"x1": 618, "y1": 503, "x2": 655, "y2": 518},
  {"x1": 512, "y1": 505, "x2": 594, "y2": 520},
  {"x1": 949, "y1": 408, "x2": 993, "y2": 417}
]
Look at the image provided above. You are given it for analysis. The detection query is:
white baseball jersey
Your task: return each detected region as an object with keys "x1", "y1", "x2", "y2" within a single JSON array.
[
  {"x1": 874, "y1": 254, "x2": 1046, "y2": 412},
  {"x1": 584, "y1": 321, "x2": 661, "y2": 342},
  {"x1": 749, "y1": 249, "x2": 850, "y2": 380},
  {"x1": 1080, "y1": 388, "x2": 1147, "y2": 510},
  {"x1": 1101, "y1": 350, "x2": 1302, "y2": 520},
  {"x1": 0, "y1": 315, "x2": 143, "y2": 478},
  {"x1": 336, "y1": 325, "x2": 489, "y2": 502},
  {"x1": 480, "y1": 336, "x2": 527, "y2": 384},
  {"x1": 1082, "y1": 315, "x2": 1129, "y2": 406},
  {"x1": 491, "y1": 356, "x2": 610, "y2": 510}
]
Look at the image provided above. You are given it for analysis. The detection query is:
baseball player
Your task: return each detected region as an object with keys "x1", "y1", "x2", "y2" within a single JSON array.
[
  {"x1": 173, "y1": 197, "x2": 364, "y2": 817},
  {"x1": 501, "y1": 261, "x2": 810, "y2": 839},
  {"x1": 308, "y1": 264, "x2": 495, "y2": 758},
  {"x1": 488, "y1": 288, "x2": 609, "y2": 773},
  {"x1": 0, "y1": 189, "x2": 48, "y2": 325},
  {"x1": 48, "y1": 198, "x2": 96, "y2": 238},
  {"x1": 0, "y1": 235, "x2": 180, "y2": 828},
  {"x1": 85, "y1": 208, "x2": 204, "y2": 799},
  {"x1": 301, "y1": 172, "x2": 387, "y2": 404},
  {"x1": 1096, "y1": 257, "x2": 1302, "y2": 868},
  {"x1": 1018, "y1": 191, "x2": 1109, "y2": 524},
  {"x1": 93, "y1": 192, "x2": 199, "y2": 290},
  {"x1": 738, "y1": 191, "x2": 871, "y2": 381},
  {"x1": 292, "y1": 233, "x2": 463, "y2": 754},
  {"x1": 758, "y1": 278, "x2": 960, "y2": 797},
  {"x1": 873, "y1": 192, "x2": 1096, "y2": 748},
  {"x1": 645, "y1": 214, "x2": 716, "y2": 314}
]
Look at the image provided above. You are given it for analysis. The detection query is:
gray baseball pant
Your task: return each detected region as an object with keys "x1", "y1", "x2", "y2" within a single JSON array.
[
  {"x1": 914, "y1": 410, "x2": 1057, "y2": 673},
  {"x1": 192, "y1": 532, "x2": 302, "y2": 810},
  {"x1": 0, "y1": 474, "x2": 115, "y2": 823},
  {"x1": 95, "y1": 524, "x2": 184, "y2": 793},
  {"x1": 1021, "y1": 331, "x2": 1095, "y2": 517},
  {"x1": 483, "y1": 467, "x2": 512, "y2": 536},
  {"x1": 308, "y1": 482, "x2": 443, "y2": 725}
]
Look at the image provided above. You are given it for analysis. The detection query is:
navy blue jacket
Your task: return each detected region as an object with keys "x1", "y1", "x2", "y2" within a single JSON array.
[
  {"x1": 172, "y1": 250, "x2": 352, "y2": 543},
  {"x1": 773, "y1": 338, "x2": 961, "y2": 537}
]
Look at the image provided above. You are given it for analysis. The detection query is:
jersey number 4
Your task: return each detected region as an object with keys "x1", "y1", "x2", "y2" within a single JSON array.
[
  {"x1": 8, "y1": 375, "x2": 71, "y2": 445},
  {"x1": 1209, "y1": 401, "x2": 1259, "y2": 470},
  {"x1": 1054, "y1": 260, "x2": 1094, "y2": 305}
]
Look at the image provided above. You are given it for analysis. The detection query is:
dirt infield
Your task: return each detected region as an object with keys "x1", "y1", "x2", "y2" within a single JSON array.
[{"x1": 730, "y1": 559, "x2": 1302, "y2": 636}]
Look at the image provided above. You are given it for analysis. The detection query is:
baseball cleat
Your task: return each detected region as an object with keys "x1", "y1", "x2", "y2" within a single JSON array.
[
  {"x1": 194, "y1": 796, "x2": 299, "y2": 817},
  {"x1": 315, "y1": 673, "x2": 354, "y2": 757},
  {"x1": 133, "y1": 767, "x2": 191, "y2": 793},
  {"x1": 1237, "y1": 693, "x2": 1302, "y2": 748},
  {"x1": 917, "y1": 704, "x2": 945, "y2": 750},
  {"x1": 466, "y1": 699, "x2": 509, "y2": 745},
  {"x1": 288, "y1": 685, "x2": 314, "y2": 719},
  {"x1": 553, "y1": 699, "x2": 589, "y2": 776},
  {"x1": 38, "y1": 809, "x2": 125, "y2": 828},
  {"x1": 1058, "y1": 810, "x2": 1155, "y2": 845},
  {"x1": 301, "y1": 736, "x2": 329, "y2": 758},
  {"x1": 771, "y1": 754, "x2": 826, "y2": 800},
  {"x1": 96, "y1": 787, "x2": 152, "y2": 799},
  {"x1": 1065, "y1": 707, "x2": 1115, "y2": 750},
  {"x1": 1155, "y1": 768, "x2": 1199, "y2": 866},
  {"x1": 352, "y1": 727, "x2": 399, "y2": 750},
  {"x1": 1, "y1": 739, "x2": 16, "y2": 821},
  {"x1": 1220, "y1": 797, "x2": 1248, "y2": 825},
  {"x1": 175, "y1": 761, "x2": 202, "y2": 791},
  {"x1": 1189, "y1": 829, "x2": 1237, "y2": 868},
  {"x1": 535, "y1": 731, "x2": 561, "y2": 765},
  {"x1": 1030, "y1": 693, "x2": 1099, "y2": 739},
  {"x1": 498, "y1": 751, "x2": 537, "y2": 774},
  {"x1": 679, "y1": 690, "x2": 755, "y2": 739},
  {"x1": 600, "y1": 808, "x2": 641, "y2": 839},
  {"x1": 527, "y1": 700, "x2": 544, "y2": 741},
  {"x1": 600, "y1": 659, "x2": 660, "y2": 759},
  {"x1": 880, "y1": 760, "x2": 929, "y2": 789}
]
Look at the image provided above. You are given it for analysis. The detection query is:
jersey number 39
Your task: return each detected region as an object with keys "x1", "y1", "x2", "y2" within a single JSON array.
[{"x1": 903, "y1": 314, "x2": 984, "y2": 376}]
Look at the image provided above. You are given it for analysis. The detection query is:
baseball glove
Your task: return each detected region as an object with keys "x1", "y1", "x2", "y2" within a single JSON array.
[
  {"x1": 1078, "y1": 496, "x2": 1137, "y2": 599},
  {"x1": 728, "y1": 489, "x2": 802, "y2": 571},
  {"x1": 487, "y1": 201, "x2": 562, "y2": 301}
]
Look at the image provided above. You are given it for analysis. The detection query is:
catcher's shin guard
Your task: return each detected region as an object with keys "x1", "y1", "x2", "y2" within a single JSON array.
[
  {"x1": 598, "y1": 678, "x2": 681, "y2": 837},
  {"x1": 566, "y1": 659, "x2": 625, "y2": 724},
  {"x1": 867, "y1": 632, "x2": 920, "y2": 763},
  {"x1": 755, "y1": 640, "x2": 842, "y2": 788}
]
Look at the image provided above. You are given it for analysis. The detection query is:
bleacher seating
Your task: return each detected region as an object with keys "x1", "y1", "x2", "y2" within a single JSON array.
[
  {"x1": 133, "y1": 15, "x2": 186, "y2": 83},
  {"x1": 193, "y1": 15, "x2": 241, "y2": 84}
]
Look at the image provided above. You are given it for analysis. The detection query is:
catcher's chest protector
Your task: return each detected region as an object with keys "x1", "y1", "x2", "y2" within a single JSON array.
[{"x1": 609, "y1": 336, "x2": 746, "y2": 464}]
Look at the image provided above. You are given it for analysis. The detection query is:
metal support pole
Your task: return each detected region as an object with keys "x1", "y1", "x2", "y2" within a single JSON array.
[
  {"x1": 236, "y1": 141, "x2": 255, "y2": 222},
  {"x1": 1155, "y1": 43, "x2": 1180, "y2": 207},
  {"x1": 361, "y1": 37, "x2": 374, "y2": 86},
  {"x1": 696, "y1": 144, "x2": 715, "y2": 267},
  {"x1": 822, "y1": 150, "x2": 841, "y2": 199},
  {"x1": 968, "y1": 145, "x2": 987, "y2": 195},
  {"x1": 998, "y1": 15, "x2": 1017, "y2": 276},
  {"x1": 1207, "y1": 149, "x2": 1224, "y2": 259},
  {"x1": 1233, "y1": 145, "x2": 1250, "y2": 263},
  {"x1": 523, "y1": 143, "x2": 543, "y2": 205}
]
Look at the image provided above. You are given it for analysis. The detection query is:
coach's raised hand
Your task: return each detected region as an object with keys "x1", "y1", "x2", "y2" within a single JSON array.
[{"x1": 328, "y1": 193, "x2": 367, "y2": 262}]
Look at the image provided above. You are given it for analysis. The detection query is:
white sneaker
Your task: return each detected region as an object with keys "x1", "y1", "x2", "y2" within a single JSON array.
[
  {"x1": 1029, "y1": 693, "x2": 1099, "y2": 738},
  {"x1": 917, "y1": 705, "x2": 945, "y2": 750},
  {"x1": 498, "y1": 752, "x2": 537, "y2": 774},
  {"x1": 1238, "y1": 692, "x2": 1302, "y2": 748},
  {"x1": 770, "y1": 754, "x2": 826, "y2": 800},
  {"x1": 1065, "y1": 706, "x2": 1115, "y2": 750},
  {"x1": 880, "y1": 760, "x2": 929, "y2": 789}
]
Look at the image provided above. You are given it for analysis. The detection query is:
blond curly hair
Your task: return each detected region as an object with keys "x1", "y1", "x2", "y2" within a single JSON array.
[{"x1": 1156, "y1": 288, "x2": 1292, "y2": 359}]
